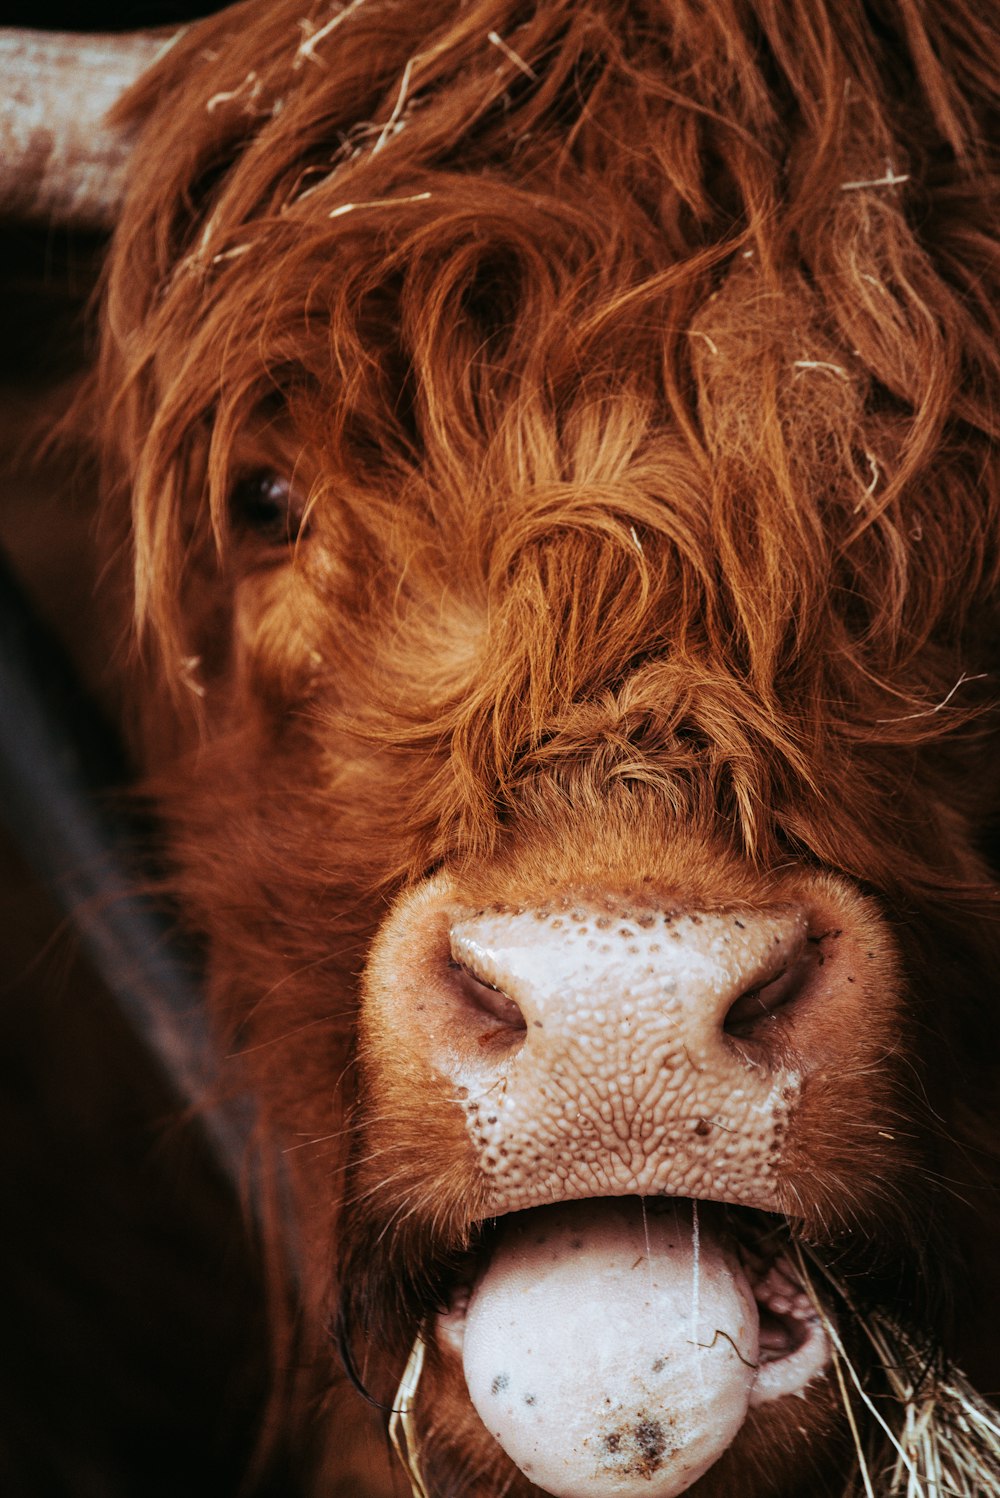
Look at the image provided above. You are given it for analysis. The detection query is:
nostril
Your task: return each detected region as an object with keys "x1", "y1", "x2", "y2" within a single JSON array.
[
  {"x1": 448, "y1": 959, "x2": 527, "y2": 1032},
  {"x1": 723, "y1": 963, "x2": 800, "y2": 1040}
]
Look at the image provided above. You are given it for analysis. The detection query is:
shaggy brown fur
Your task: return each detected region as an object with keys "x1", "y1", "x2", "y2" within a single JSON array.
[{"x1": 89, "y1": 0, "x2": 1000, "y2": 1492}]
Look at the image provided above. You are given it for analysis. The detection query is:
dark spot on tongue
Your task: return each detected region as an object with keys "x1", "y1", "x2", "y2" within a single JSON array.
[
  {"x1": 636, "y1": 1416, "x2": 668, "y2": 1464},
  {"x1": 602, "y1": 1411, "x2": 673, "y2": 1476}
]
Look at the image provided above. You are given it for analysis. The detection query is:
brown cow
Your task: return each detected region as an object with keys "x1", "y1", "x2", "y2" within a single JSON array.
[{"x1": 7, "y1": 0, "x2": 1000, "y2": 1493}]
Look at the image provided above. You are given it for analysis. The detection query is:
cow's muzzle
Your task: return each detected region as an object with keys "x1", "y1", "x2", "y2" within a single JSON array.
[{"x1": 359, "y1": 867, "x2": 905, "y2": 1495}]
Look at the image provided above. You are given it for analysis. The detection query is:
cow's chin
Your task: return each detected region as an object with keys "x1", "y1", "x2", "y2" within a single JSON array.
[{"x1": 401, "y1": 1195, "x2": 836, "y2": 1498}]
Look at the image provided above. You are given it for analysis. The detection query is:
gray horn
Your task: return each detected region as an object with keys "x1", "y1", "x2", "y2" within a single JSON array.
[{"x1": 0, "y1": 28, "x2": 176, "y2": 231}]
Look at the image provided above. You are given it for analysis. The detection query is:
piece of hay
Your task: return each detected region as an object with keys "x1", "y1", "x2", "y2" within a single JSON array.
[{"x1": 795, "y1": 1245, "x2": 1000, "y2": 1498}]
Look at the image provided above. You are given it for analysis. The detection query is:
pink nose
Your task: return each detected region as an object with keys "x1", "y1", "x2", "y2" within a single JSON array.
[
  {"x1": 361, "y1": 884, "x2": 863, "y2": 1218},
  {"x1": 445, "y1": 903, "x2": 806, "y2": 1213},
  {"x1": 449, "y1": 904, "x2": 805, "y2": 1054}
]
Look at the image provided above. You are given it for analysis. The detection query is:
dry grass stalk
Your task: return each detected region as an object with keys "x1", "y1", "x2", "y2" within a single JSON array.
[
  {"x1": 390, "y1": 1326, "x2": 431, "y2": 1498},
  {"x1": 795, "y1": 1245, "x2": 1000, "y2": 1498}
]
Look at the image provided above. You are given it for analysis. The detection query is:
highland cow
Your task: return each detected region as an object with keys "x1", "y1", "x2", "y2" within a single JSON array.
[{"x1": 7, "y1": 0, "x2": 1000, "y2": 1493}]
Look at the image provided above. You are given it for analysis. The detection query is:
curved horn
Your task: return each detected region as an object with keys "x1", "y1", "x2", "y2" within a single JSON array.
[{"x1": 0, "y1": 28, "x2": 178, "y2": 231}]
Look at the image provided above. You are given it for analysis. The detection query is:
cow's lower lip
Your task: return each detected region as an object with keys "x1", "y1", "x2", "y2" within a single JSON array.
[{"x1": 733, "y1": 1223, "x2": 831, "y2": 1406}]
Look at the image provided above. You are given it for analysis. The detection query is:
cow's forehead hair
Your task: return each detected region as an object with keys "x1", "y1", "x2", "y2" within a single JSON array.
[
  {"x1": 94, "y1": 0, "x2": 1000, "y2": 888},
  {"x1": 102, "y1": 0, "x2": 998, "y2": 627}
]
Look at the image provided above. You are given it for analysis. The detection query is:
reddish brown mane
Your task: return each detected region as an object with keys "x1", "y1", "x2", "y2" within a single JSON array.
[
  {"x1": 85, "y1": 6, "x2": 1000, "y2": 1489},
  {"x1": 97, "y1": 0, "x2": 999, "y2": 903}
]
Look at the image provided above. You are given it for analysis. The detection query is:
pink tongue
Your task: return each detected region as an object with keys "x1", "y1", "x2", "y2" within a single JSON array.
[{"x1": 460, "y1": 1199, "x2": 759, "y2": 1498}]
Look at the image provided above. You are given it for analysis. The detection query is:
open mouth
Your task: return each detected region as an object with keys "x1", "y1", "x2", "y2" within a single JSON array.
[
  {"x1": 733, "y1": 1217, "x2": 831, "y2": 1403},
  {"x1": 431, "y1": 1197, "x2": 830, "y2": 1498}
]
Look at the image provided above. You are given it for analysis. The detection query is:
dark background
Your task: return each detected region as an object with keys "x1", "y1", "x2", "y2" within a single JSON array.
[{"x1": 1, "y1": 3, "x2": 219, "y2": 24}]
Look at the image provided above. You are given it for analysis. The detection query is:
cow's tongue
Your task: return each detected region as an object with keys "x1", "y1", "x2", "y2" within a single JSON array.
[{"x1": 458, "y1": 1198, "x2": 759, "y2": 1498}]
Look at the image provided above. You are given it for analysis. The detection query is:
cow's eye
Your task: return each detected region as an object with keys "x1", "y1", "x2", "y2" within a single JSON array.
[{"x1": 229, "y1": 469, "x2": 308, "y2": 543}]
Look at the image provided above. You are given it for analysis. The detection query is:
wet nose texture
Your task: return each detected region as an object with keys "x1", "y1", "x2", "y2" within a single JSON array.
[{"x1": 368, "y1": 896, "x2": 811, "y2": 1216}]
